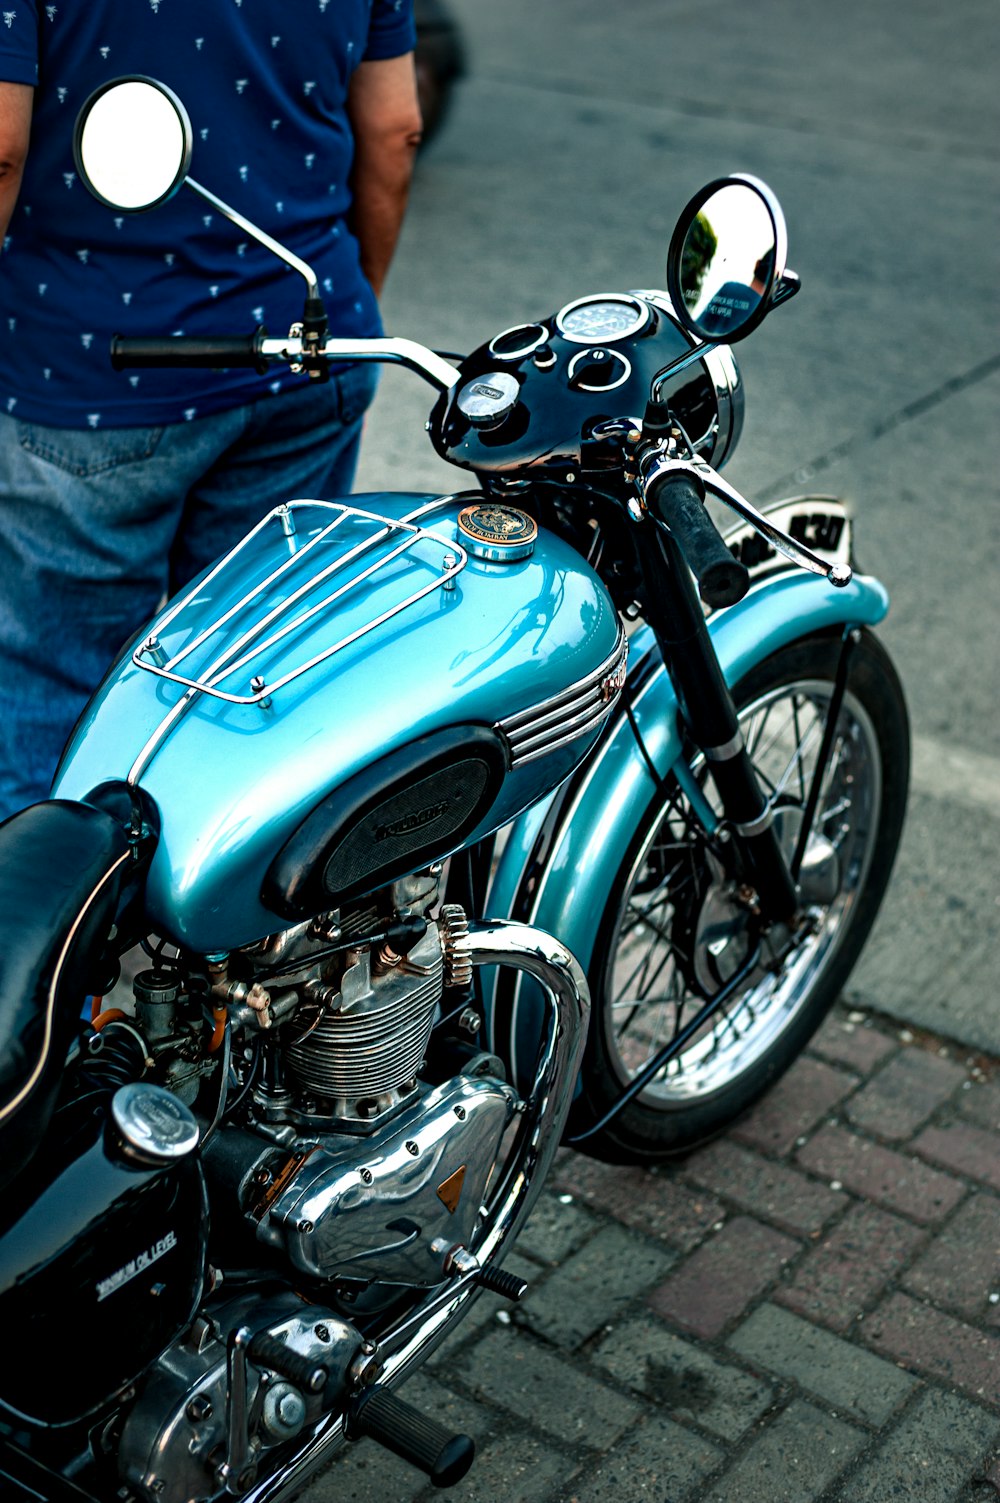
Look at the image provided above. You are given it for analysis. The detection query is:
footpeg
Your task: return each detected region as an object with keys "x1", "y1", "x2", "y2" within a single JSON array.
[
  {"x1": 349, "y1": 1385, "x2": 475, "y2": 1488},
  {"x1": 475, "y1": 1265, "x2": 529, "y2": 1301}
]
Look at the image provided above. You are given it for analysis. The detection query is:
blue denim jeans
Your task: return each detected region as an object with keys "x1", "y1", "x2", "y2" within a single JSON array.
[{"x1": 0, "y1": 364, "x2": 378, "y2": 819}]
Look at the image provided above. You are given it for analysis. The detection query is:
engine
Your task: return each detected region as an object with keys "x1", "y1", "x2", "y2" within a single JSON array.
[
  {"x1": 117, "y1": 868, "x2": 518, "y2": 1292},
  {"x1": 94, "y1": 868, "x2": 520, "y2": 1501}
]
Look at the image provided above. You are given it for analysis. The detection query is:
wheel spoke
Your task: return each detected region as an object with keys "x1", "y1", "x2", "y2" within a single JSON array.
[{"x1": 598, "y1": 659, "x2": 890, "y2": 1125}]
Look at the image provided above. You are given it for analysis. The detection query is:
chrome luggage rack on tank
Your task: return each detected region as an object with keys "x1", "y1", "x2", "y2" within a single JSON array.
[{"x1": 133, "y1": 499, "x2": 469, "y2": 707}]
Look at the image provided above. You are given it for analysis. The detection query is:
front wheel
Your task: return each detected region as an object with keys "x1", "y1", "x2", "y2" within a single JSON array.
[{"x1": 568, "y1": 628, "x2": 909, "y2": 1163}]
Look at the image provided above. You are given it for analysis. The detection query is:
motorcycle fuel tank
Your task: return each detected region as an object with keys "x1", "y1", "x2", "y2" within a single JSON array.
[{"x1": 54, "y1": 493, "x2": 624, "y2": 952}]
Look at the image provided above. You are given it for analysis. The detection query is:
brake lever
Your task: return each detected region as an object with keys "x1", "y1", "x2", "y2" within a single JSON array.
[
  {"x1": 677, "y1": 456, "x2": 852, "y2": 587},
  {"x1": 591, "y1": 420, "x2": 851, "y2": 588}
]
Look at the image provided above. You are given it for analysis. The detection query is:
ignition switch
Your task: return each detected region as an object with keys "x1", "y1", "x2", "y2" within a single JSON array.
[{"x1": 567, "y1": 347, "x2": 631, "y2": 392}]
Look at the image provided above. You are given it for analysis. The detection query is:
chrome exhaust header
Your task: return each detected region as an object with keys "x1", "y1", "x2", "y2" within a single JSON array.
[{"x1": 244, "y1": 919, "x2": 589, "y2": 1503}]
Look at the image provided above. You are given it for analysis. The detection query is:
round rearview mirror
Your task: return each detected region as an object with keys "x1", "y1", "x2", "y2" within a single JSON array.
[
  {"x1": 666, "y1": 175, "x2": 787, "y2": 343},
  {"x1": 73, "y1": 76, "x2": 192, "y2": 213}
]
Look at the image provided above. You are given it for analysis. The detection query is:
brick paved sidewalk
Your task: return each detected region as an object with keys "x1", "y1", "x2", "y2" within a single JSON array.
[{"x1": 317, "y1": 1003, "x2": 1000, "y2": 1503}]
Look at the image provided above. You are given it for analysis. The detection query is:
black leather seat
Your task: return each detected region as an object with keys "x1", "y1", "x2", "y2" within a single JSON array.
[{"x1": 0, "y1": 800, "x2": 130, "y2": 1192}]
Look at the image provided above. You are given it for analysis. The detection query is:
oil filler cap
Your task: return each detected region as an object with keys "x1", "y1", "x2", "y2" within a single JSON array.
[
  {"x1": 110, "y1": 1082, "x2": 201, "y2": 1164},
  {"x1": 457, "y1": 503, "x2": 537, "y2": 563},
  {"x1": 455, "y1": 371, "x2": 520, "y2": 429}
]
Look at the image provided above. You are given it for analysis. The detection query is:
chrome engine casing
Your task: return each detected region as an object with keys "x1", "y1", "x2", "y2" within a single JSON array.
[
  {"x1": 201, "y1": 879, "x2": 521, "y2": 1286},
  {"x1": 246, "y1": 1072, "x2": 518, "y2": 1285},
  {"x1": 118, "y1": 1293, "x2": 361, "y2": 1503}
]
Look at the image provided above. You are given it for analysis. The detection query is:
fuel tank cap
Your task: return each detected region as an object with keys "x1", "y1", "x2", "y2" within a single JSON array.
[
  {"x1": 110, "y1": 1082, "x2": 201, "y2": 1164},
  {"x1": 455, "y1": 371, "x2": 520, "y2": 429},
  {"x1": 457, "y1": 503, "x2": 537, "y2": 563}
]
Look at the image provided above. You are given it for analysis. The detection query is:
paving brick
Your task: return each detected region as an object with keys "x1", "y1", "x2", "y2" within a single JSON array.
[
  {"x1": 829, "y1": 1388, "x2": 1000, "y2": 1503},
  {"x1": 517, "y1": 1190, "x2": 602, "y2": 1267},
  {"x1": 960, "y1": 1079, "x2": 1000, "y2": 1134},
  {"x1": 774, "y1": 1201, "x2": 926, "y2": 1332},
  {"x1": 902, "y1": 1193, "x2": 1000, "y2": 1322},
  {"x1": 865, "y1": 1293, "x2": 1000, "y2": 1403},
  {"x1": 565, "y1": 1412, "x2": 723, "y2": 1503},
  {"x1": 453, "y1": 1326, "x2": 640, "y2": 1449},
  {"x1": 683, "y1": 1139, "x2": 848, "y2": 1236},
  {"x1": 438, "y1": 1434, "x2": 575, "y2": 1503},
  {"x1": 701, "y1": 1400, "x2": 866, "y2": 1503},
  {"x1": 551, "y1": 1155, "x2": 725, "y2": 1252},
  {"x1": 729, "y1": 1303, "x2": 916, "y2": 1425},
  {"x1": 517, "y1": 1222, "x2": 674, "y2": 1349},
  {"x1": 914, "y1": 1123, "x2": 1000, "y2": 1193},
  {"x1": 731, "y1": 1055, "x2": 859, "y2": 1155},
  {"x1": 404, "y1": 1371, "x2": 499, "y2": 1437},
  {"x1": 796, "y1": 1124, "x2": 966, "y2": 1223},
  {"x1": 844, "y1": 1047, "x2": 968, "y2": 1141},
  {"x1": 318, "y1": 1369, "x2": 497, "y2": 1503},
  {"x1": 430, "y1": 1251, "x2": 541, "y2": 1346},
  {"x1": 810, "y1": 1013, "x2": 899, "y2": 1076},
  {"x1": 647, "y1": 1215, "x2": 800, "y2": 1340},
  {"x1": 592, "y1": 1316, "x2": 774, "y2": 1439},
  {"x1": 313, "y1": 1440, "x2": 427, "y2": 1503}
]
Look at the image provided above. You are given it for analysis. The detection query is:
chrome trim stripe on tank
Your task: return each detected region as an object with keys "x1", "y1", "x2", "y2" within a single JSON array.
[
  {"x1": 496, "y1": 626, "x2": 628, "y2": 767},
  {"x1": 242, "y1": 920, "x2": 589, "y2": 1503}
]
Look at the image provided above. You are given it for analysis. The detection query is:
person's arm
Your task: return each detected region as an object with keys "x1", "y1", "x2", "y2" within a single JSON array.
[
  {"x1": 346, "y1": 53, "x2": 422, "y2": 299},
  {"x1": 0, "y1": 82, "x2": 32, "y2": 240}
]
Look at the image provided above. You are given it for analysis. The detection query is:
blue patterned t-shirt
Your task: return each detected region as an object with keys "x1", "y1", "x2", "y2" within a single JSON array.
[{"x1": 0, "y1": 0, "x2": 416, "y2": 426}]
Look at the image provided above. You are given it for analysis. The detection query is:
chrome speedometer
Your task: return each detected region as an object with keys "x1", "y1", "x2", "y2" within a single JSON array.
[{"x1": 554, "y1": 293, "x2": 650, "y2": 344}]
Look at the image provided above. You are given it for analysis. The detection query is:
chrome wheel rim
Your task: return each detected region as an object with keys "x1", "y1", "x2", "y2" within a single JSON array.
[{"x1": 601, "y1": 678, "x2": 881, "y2": 1107}]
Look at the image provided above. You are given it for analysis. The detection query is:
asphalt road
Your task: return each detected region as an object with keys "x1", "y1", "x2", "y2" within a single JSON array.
[{"x1": 356, "y1": 0, "x2": 1000, "y2": 1052}]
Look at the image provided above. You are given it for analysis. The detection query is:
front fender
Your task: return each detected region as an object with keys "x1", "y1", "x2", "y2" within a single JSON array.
[{"x1": 486, "y1": 568, "x2": 890, "y2": 1071}]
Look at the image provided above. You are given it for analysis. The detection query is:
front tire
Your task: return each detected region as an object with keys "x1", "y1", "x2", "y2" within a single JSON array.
[{"x1": 568, "y1": 628, "x2": 909, "y2": 1163}]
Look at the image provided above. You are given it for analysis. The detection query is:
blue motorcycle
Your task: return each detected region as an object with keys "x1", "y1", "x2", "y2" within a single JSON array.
[{"x1": 0, "y1": 78, "x2": 908, "y2": 1503}]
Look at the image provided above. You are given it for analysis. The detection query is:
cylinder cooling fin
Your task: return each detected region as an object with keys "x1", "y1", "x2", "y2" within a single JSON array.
[{"x1": 284, "y1": 926, "x2": 444, "y2": 1106}]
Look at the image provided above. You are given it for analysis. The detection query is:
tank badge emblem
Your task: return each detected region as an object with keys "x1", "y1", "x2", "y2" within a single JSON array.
[
  {"x1": 457, "y1": 503, "x2": 537, "y2": 563},
  {"x1": 600, "y1": 643, "x2": 629, "y2": 702},
  {"x1": 437, "y1": 1165, "x2": 467, "y2": 1215}
]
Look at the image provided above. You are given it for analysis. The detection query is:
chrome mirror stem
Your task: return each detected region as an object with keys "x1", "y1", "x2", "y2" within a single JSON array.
[
  {"x1": 649, "y1": 341, "x2": 719, "y2": 405},
  {"x1": 186, "y1": 177, "x2": 321, "y2": 303}
]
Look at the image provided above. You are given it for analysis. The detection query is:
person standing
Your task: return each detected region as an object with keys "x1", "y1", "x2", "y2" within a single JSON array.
[{"x1": 0, "y1": 1, "x2": 421, "y2": 819}]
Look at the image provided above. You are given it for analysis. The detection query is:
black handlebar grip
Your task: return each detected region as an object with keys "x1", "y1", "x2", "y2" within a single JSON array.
[
  {"x1": 646, "y1": 471, "x2": 750, "y2": 609},
  {"x1": 110, "y1": 332, "x2": 269, "y2": 373}
]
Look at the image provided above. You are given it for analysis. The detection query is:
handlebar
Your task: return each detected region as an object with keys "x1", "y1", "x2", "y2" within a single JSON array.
[
  {"x1": 109, "y1": 330, "x2": 459, "y2": 392},
  {"x1": 643, "y1": 469, "x2": 750, "y2": 609},
  {"x1": 111, "y1": 332, "x2": 270, "y2": 372}
]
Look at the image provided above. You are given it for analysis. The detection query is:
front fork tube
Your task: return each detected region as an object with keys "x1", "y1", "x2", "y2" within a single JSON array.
[{"x1": 636, "y1": 515, "x2": 799, "y2": 923}]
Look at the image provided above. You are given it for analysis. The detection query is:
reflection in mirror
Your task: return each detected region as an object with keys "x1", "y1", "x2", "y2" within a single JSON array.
[
  {"x1": 75, "y1": 78, "x2": 192, "y2": 212},
  {"x1": 674, "y1": 182, "x2": 779, "y2": 341}
]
